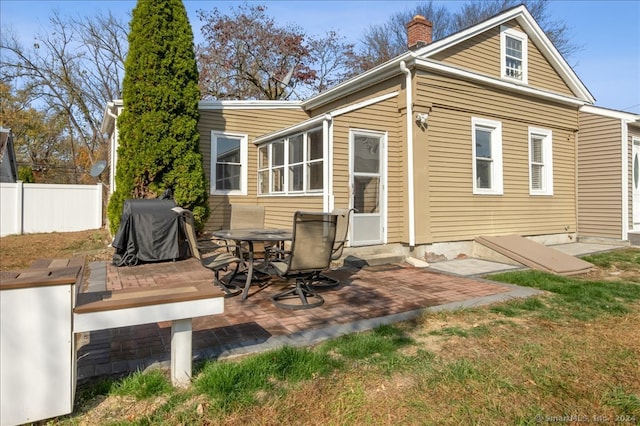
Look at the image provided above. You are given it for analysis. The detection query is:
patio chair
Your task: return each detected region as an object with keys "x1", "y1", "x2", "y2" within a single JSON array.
[
  {"x1": 230, "y1": 204, "x2": 273, "y2": 270},
  {"x1": 270, "y1": 211, "x2": 338, "y2": 310},
  {"x1": 174, "y1": 207, "x2": 243, "y2": 298},
  {"x1": 310, "y1": 208, "x2": 355, "y2": 288}
]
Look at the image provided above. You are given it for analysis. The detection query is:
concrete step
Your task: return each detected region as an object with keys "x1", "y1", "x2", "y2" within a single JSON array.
[
  {"x1": 343, "y1": 253, "x2": 405, "y2": 268},
  {"x1": 337, "y1": 243, "x2": 406, "y2": 268}
]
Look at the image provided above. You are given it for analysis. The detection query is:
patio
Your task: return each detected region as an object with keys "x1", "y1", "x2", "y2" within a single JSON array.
[{"x1": 76, "y1": 257, "x2": 540, "y2": 382}]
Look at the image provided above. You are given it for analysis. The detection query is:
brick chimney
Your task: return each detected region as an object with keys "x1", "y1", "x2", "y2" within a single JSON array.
[{"x1": 406, "y1": 15, "x2": 433, "y2": 49}]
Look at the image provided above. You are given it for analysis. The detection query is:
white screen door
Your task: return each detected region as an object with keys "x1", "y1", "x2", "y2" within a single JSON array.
[
  {"x1": 350, "y1": 131, "x2": 385, "y2": 246},
  {"x1": 633, "y1": 141, "x2": 640, "y2": 230}
]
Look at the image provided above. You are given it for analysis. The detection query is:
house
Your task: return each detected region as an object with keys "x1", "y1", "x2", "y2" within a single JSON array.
[
  {"x1": 578, "y1": 106, "x2": 640, "y2": 245},
  {"x1": 103, "y1": 5, "x2": 602, "y2": 259},
  {"x1": 0, "y1": 127, "x2": 18, "y2": 183}
]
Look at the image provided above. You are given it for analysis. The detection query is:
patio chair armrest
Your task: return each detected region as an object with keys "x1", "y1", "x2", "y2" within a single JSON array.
[{"x1": 196, "y1": 237, "x2": 242, "y2": 253}]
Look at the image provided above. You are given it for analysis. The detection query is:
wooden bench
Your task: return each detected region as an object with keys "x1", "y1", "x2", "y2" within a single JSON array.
[
  {"x1": 1, "y1": 257, "x2": 224, "y2": 425},
  {"x1": 74, "y1": 279, "x2": 224, "y2": 387}
]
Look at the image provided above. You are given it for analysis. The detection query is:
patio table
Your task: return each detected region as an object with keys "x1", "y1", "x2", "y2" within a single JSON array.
[{"x1": 212, "y1": 228, "x2": 292, "y2": 300}]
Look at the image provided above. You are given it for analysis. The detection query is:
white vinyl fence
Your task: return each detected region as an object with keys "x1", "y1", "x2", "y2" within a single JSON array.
[{"x1": 0, "y1": 182, "x2": 103, "y2": 237}]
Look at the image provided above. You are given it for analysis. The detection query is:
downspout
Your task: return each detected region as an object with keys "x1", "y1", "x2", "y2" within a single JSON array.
[
  {"x1": 322, "y1": 114, "x2": 333, "y2": 212},
  {"x1": 400, "y1": 61, "x2": 415, "y2": 247},
  {"x1": 107, "y1": 107, "x2": 118, "y2": 194}
]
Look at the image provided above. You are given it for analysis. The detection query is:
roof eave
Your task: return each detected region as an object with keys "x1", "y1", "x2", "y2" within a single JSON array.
[
  {"x1": 581, "y1": 105, "x2": 640, "y2": 122},
  {"x1": 100, "y1": 101, "x2": 120, "y2": 134},
  {"x1": 415, "y1": 58, "x2": 588, "y2": 107},
  {"x1": 198, "y1": 100, "x2": 303, "y2": 110}
]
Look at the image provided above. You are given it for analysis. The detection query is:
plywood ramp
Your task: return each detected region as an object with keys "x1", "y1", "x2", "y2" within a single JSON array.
[{"x1": 475, "y1": 235, "x2": 594, "y2": 276}]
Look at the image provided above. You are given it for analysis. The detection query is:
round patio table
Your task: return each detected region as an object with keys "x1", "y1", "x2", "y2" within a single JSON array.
[{"x1": 212, "y1": 229, "x2": 292, "y2": 300}]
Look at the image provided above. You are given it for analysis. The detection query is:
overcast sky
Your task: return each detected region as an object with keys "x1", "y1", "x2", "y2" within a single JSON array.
[{"x1": 2, "y1": 0, "x2": 639, "y2": 113}]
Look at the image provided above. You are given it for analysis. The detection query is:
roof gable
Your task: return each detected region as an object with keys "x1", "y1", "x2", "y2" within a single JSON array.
[
  {"x1": 413, "y1": 5, "x2": 593, "y2": 102},
  {"x1": 303, "y1": 5, "x2": 594, "y2": 110}
]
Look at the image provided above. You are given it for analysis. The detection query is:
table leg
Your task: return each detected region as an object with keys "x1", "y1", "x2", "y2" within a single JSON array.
[{"x1": 241, "y1": 241, "x2": 254, "y2": 300}]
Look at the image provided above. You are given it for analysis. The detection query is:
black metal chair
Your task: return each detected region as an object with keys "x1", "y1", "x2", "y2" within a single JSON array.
[
  {"x1": 175, "y1": 207, "x2": 244, "y2": 298},
  {"x1": 270, "y1": 211, "x2": 338, "y2": 310}
]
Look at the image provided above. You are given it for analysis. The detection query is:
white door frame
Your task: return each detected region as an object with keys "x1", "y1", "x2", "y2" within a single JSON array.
[{"x1": 348, "y1": 129, "x2": 387, "y2": 246}]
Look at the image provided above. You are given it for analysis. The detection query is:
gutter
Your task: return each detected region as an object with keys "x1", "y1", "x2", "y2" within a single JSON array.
[{"x1": 400, "y1": 61, "x2": 416, "y2": 247}]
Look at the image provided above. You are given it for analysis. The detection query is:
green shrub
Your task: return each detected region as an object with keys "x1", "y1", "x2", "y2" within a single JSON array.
[{"x1": 107, "y1": 0, "x2": 209, "y2": 233}]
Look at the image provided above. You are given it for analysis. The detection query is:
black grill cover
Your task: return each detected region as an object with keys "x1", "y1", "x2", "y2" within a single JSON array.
[{"x1": 112, "y1": 199, "x2": 188, "y2": 266}]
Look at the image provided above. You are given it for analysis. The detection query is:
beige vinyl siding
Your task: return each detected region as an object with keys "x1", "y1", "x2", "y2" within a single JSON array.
[
  {"x1": 416, "y1": 72, "x2": 578, "y2": 243},
  {"x1": 526, "y1": 36, "x2": 573, "y2": 96},
  {"x1": 308, "y1": 78, "x2": 403, "y2": 117},
  {"x1": 430, "y1": 27, "x2": 500, "y2": 77},
  {"x1": 429, "y1": 20, "x2": 574, "y2": 98},
  {"x1": 198, "y1": 108, "x2": 308, "y2": 232},
  {"x1": 577, "y1": 111, "x2": 623, "y2": 239}
]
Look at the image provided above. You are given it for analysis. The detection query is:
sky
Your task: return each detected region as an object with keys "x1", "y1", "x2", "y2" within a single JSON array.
[{"x1": 1, "y1": 0, "x2": 639, "y2": 113}]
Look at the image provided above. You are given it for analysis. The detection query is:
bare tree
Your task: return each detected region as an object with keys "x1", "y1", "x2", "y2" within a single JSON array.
[
  {"x1": 197, "y1": 4, "x2": 314, "y2": 100},
  {"x1": 355, "y1": 0, "x2": 452, "y2": 71},
  {"x1": 197, "y1": 3, "x2": 356, "y2": 100},
  {"x1": 306, "y1": 31, "x2": 357, "y2": 94},
  {"x1": 0, "y1": 10, "x2": 128, "y2": 182},
  {"x1": 357, "y1": 0, "x2": 579, "y2": 71}
]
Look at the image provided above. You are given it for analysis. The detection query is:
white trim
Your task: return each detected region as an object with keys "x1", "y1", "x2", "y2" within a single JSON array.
[
  {"x1": 581, "y1": 105, "x2": 640, "y2": 122},
  {"x1": 632, "y1": 137, "x2": 640, "y2": 232},
  {"x1": 323, "y1": 118, "x2": 334, "y2": 211},
  {"x1": 210, "y1": 131, "x2": 248, "y2": 196},
  {"x1": 348, "y1": 129, "x2": 387, "y2": 246},
  {"x1": 198, "y1": 100, "x2": 302, "y2": 110},
  {"x1": 73, "y1": 297, "x2": 224, "y2": 333},
  {"x1": 255, "y1": 92, "x2": 399, "y2": 145},
  {"x1": 255, "y1": 114, "x2": 328, "y2": 146},
  {"x1": 528, "y1": 127, "x2": 553, "y2": 195},
  {"x1": 414, "y1": 58, "x2": 586, "y2": 107},
  {"x1": 472, "y1": 117, "x2": 503, "y2": 195},
  {"x1": 500, "y1": 26, "x2": 528, "y2": 84},
  {"x1": 400, "y1": 61, "x2": 416, "y2": 247},
  {"x1": 621, "y1": 122, "x2": 629, "y2": 239}
]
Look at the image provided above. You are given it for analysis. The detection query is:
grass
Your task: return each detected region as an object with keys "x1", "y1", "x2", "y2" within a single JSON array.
[
  {"x1": 2, "y1": 231, "x2": 639, "y2": 424},
  {"x1": 0, "y1": 228, "x2": 112, "y2": 270}
]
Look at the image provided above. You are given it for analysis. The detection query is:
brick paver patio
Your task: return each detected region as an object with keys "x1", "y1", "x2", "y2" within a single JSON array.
[{"x1": 76, "y1": 258, "x2": 535, "y2": 382}]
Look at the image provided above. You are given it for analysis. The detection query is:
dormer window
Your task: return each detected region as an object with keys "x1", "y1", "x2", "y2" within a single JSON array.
[{"x1": 500, "y1": 26, "x2": 528, "y2": 83}]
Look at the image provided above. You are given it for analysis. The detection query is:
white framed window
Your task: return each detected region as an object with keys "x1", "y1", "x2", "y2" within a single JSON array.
[
  {"x1": 472, "y1": 117, "x2": 503, "y2": 195},
  {"x1": 257, "y1": 127, "x2": 324, "y2": 195},
  {"x1": 500, "y1": 26, "x2": 528, "y2": 83},
  {"x1": 211, "y1": 131, "x2": 247, "y2": 195},
  {"x1": 528, "y1": 127, "x2": 553, "y2": 195}
]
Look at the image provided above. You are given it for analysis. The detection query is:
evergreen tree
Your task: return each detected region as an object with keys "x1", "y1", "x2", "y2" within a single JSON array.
[{"x1": 107, "y1": 0, "x2": 209, "y2": 233}]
